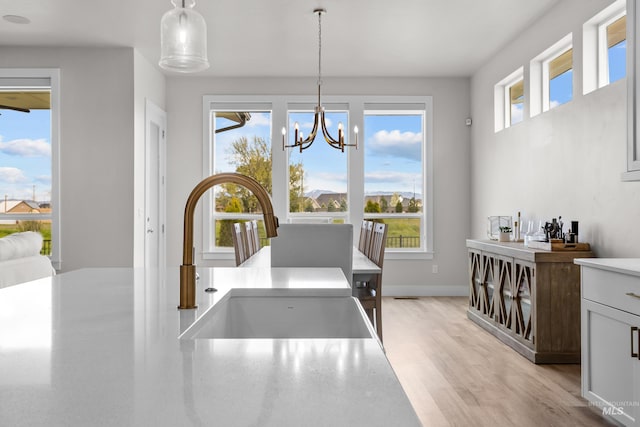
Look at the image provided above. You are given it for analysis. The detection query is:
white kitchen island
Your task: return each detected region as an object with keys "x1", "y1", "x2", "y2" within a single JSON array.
[{"x1": 0, "y1": 267, "x2": 420, "y2": 426}]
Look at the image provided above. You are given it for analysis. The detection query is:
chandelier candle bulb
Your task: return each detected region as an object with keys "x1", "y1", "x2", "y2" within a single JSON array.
[{"x1": 281, "y1": 127, "x2": 286, "y2": 150}]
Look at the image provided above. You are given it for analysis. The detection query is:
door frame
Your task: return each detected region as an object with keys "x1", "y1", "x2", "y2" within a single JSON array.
[{"x1": 144, "y1": 100, "x2": 167, "y2": 271}]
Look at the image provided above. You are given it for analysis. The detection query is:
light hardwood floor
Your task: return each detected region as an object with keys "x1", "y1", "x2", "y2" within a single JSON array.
[{"x1": 382, "y1": 297, "x2": 614, "y2": 427}]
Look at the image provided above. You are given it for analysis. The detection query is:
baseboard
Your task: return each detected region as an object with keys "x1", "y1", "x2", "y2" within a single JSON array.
[{"x1": 382, "y1": 285, "x2": 468, "y2": 297}]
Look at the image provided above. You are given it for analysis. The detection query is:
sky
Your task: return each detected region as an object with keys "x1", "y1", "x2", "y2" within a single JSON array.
[
  {"x1": 215, "y1": 110, "x2": 424, "y2": 197},
  {"x1": 0, "y1": 109, "x2": 51, "y2": 202}
]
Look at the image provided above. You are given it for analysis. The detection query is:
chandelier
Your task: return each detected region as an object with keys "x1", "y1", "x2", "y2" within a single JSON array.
[
  {"x1": 159, "y1": 0, "x2": 209, "y2": 73},
  {"x1": 282, "y1": 8, "x2": 358, "y2": 153}
]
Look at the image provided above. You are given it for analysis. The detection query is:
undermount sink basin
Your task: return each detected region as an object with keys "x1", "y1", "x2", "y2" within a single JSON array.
[{"x1": 180, "y1": 295, "x2": 374, "y2": 339}]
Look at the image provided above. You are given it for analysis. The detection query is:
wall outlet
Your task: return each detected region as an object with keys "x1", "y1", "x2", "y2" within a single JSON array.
[{"x1": 432, "y1": 265, "x2": 438, "y2": 274}]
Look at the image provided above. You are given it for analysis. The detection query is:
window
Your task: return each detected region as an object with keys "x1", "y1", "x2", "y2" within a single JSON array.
[
  {"x1": 583, "y1": 0, "x2": 626, "y2": 94},
  {"x1": 530, "y1": 34, "x2": 573, "y2": 116},
  {"x1": 494, "y1": 67, "x2": 524, "y2": 132},
  {"x1": 547, "y1": 47, "x2": 573, "y2": 110},
  {"x1": 363, "y1": 109, "x2": 425, "y2": 251},
  {"x1": 604, "y1": 14, "x2": 627, "y2": 85},
  {"x1": 287, "y1": 106, "x2": 349, "y2": 221},
  {"x1": 206, "y1": 104, "x2": 273, "y2": 253},
  {"x1": 0, "y1": 69, "x2": 60, "y2": 268},
  {"x1": 203, "y1": 95, "x2": 433, "y2": 259}
]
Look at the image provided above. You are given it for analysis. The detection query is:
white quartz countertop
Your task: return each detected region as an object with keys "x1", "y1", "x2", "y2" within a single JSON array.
[
  {"x1": 575, "y1": 258, "x2": 640, "y2": 277},
  {"x1": 0, "y1": 267, "x2": 420, "y2": 426}
]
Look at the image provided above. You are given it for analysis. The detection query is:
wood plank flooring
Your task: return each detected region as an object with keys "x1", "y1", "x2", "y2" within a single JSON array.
[{"x1": 382, "y1": 297, "x2": 614, "y2": 427}]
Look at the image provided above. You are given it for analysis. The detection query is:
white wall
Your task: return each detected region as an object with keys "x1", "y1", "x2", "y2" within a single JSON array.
[
  {"x1": 165, "y1": 77, "x2": 471, "y2": 295},
  {"x1": 133, "y1": 51, "x2": 166, "y2": 268},
  {"x1": 470, "y1": 0, "x2": 640, "y2": 257},
  {"x1": 0, "y1": 47, "x2": 136, "y2": 271}
]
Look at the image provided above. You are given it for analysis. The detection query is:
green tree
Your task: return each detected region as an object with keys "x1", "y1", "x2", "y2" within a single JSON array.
[
  {"x1": 218, "y1": 197, "x2": 243, "y2": 247},
  {"x1": 365, "y1": 200, "x2": 381, "y2": 213},
  {"x1": 221, "y1": 136, "x2": 271, "y2": 213},
  {"x1": 289, "y1": 162, "x2": 304, "y2": 212},
  {"x1": 408, "y1": 197, "x2": 419, "y2": 213},
  {"x1": 380, "y1": 197, "x2": 388, "y2": 213},
  {"x1": 327, "y1": 198, "x2": 336, "y2": 212},
  {"x1": 339, "y1": 198, "x2": 347, "y2": 212},
  {"x1": 304, "y1": 199, "x2": 315, "y2": 212},
  {"x1": 395, "y1": 201, "x2": 403, "y2": 213}
]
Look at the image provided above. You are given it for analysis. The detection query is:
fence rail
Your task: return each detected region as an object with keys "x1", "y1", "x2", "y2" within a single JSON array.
[
  {"x1": 41, "y1": 239, "x2": 51, "y2": 256},
  {"x1": 386, "y1": 236, "x2": 420, "y2": 248}
]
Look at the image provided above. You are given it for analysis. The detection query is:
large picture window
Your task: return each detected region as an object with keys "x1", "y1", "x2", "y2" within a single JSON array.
[
  {"x1": 0, "y1": 69, "x2": 60, "y2": 268},
  {"x1": 363, "y1": 110, "x2": 425, "y2": 250},
  {"x1": 287, "y1": 107, "x2": 349, "y2": 221},
  {"x1": 208, "y1": 106, "x2": 272, "y2": 251}
]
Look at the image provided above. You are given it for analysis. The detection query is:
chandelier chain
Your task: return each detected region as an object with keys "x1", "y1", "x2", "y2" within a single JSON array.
[{"x1": 317, "y1": 10, "x2": 322, "y2": 87}]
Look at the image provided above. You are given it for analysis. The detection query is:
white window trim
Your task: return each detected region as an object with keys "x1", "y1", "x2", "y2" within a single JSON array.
[
  {"x1": 598, "y1": 9, "x2": 627, "y2": 88},
  {"x1": 584, "y1": 0, "x2": 626, "y2": 94},
  {"x1": 494, "y1": 67, "x2": 524, "y2": 132},
  {"x1": 530, "y1": 33, "x2": 573, "y2": 117},
  {"x1": 202, "y1": 95, "x2": 433, "y2": 260},
  {"x1": 0, "y1": 68, "x2": 61, "y2": 270}
]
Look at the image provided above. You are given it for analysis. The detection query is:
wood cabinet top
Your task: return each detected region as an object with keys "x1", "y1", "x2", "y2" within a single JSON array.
[{"x1": 466, "y1": 239, "x2": 594, "y2": 263}]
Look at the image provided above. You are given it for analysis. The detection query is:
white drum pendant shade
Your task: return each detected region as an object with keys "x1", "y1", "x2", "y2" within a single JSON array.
[{"x1": 159, "y1": 0, "x2": 209, "y2": 72}]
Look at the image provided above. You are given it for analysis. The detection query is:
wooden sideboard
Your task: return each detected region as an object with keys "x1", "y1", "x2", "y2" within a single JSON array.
[{"x1": 466, "y1": 239, "x2": 594, "y2": 363}]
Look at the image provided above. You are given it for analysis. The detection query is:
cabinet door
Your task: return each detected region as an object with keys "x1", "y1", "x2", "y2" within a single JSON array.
[
  {"x1": 468, "y1": 249, "x2": 482, "y2": 311},
  {"x1": 513, "y1": 260, "x2": 534, "y2": 343},
  {"x1": 582, "y1": 299, "x2": 640, "y2": 426},
  {"x1": 494, "y1": 255, "x2": 514, "y2": 328}
]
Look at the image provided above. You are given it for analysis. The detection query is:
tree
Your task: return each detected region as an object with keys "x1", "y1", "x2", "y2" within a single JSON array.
[
  {"x1": 289, "y1": 162, "x2": 304, "y2": 212},
  {"x1": 408, "y1": 197, "x2": 419, "y2": 213},
  {"x1": 380, "y1": 197, "x2": 388, "y2": 213},
  {"x1": 395, "y1": 201, "x2": 403, "y2": 213},
  {"x1": 218, "y1": 197, "x2": 243, "y2": 247},
  {"x1": 304, "y1": 199, "x2": 315, "y2": 212},
  {"x1": 339, "y1": 198, "x2": 347, "y2": 212},
  {"x1": 327, "y1": 198, "x2": 336, "y2": 212},
  {"x1": 365, "y1": 200, "x2": 381, "y2": 213},
  {"x1": 220, "y1": 136, "x2": 271, "y2": 213}
]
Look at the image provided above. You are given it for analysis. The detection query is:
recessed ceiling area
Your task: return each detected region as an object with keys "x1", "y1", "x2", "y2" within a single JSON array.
[{"x1": 0, "y1": 0, "x2": 561, "y2": 77}]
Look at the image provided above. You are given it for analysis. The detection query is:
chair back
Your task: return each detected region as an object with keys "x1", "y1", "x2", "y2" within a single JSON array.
[
  {"x1": 250, "y1": 220, "x2": 260, "y2": 251},
  {"x1": 358, "y1": 220, "x2": 373, "y2": 254},
  {"x1": 368, "y1": 222, "x2": 388, "y2": 268},
  {"x1": 270, "y1": 223, "x2": 353, "y2": 285},
  {"x1": 245, "y1": 221, "x2": 257, "y2": 257},
  {"x1": 232, "y1": 222, "x2": 249, "y2": 266}
]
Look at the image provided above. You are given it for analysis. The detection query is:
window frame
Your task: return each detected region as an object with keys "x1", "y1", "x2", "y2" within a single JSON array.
[
  {"x1": 530, "y1": 33, "x2": 573, "y2": 117},
  {"x1": 0, "y1": 69, "x2": 61, "y2": 269},
  {"x1": 202, "y1": 95, "x2": 433, "y2": 261},
  {"x1": 494, "y1": 67, "x2": 524, "y2": 132}
]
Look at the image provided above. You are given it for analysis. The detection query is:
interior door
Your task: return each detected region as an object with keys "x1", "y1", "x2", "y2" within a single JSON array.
[{"x1": 145, "y1": 100, "x2": 166, "y2": 271}]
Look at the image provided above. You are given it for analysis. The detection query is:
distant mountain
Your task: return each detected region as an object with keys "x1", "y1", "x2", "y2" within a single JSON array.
[
  {"x1": 304, "y1": 189, "x2": 422, "y2": 200},
  {"x1": 304, "y1": 189, "x2": 338, "y2": 199}
]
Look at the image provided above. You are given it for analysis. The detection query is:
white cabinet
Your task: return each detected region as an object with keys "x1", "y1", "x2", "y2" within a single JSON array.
[{"x1": 578, "y1": 259, "x2": 640, "y2": 426}]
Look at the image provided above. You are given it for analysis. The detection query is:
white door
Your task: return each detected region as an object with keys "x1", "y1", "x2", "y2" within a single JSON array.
[{"x1": 145, "y1": 100, "x2": 166, "y2": 271}]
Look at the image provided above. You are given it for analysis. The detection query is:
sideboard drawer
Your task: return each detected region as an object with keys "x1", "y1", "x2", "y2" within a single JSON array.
[{"x1": 582, "y1": 267, "x2": 640, "y2": 316}]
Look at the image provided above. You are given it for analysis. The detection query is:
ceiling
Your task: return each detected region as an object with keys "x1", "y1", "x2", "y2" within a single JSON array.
[{"x1": 0, "y1": 0, "x2": 560, "y2": 78}]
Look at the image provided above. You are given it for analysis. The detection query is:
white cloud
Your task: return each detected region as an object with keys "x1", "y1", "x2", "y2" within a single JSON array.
[
  {"x1": 0, "y1": 138, "x2": 51, "y2": 157},
  {"x1": 246, "y1": 112, "x2": 271, "y2": 128},
  {"x1": 511, "y1": 104, "x2": 523, "y2": 124},
  {"x1": 365, "y1": 170, "x2": 421, "y2": 184},
  {"x1": 368, "y1": 130, "x2": 421, "y2": 161},
  {"x1": 299, "y1": 117, "x2": 332, "y2": 130},
  {"x1": 0, "y1": 167, "x2": 28, "y2": 184}
]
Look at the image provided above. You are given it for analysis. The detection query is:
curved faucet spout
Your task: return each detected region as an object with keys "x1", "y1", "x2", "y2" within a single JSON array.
[{"x1": 179, "y1": 173, "x2": 279, "y2": 309}]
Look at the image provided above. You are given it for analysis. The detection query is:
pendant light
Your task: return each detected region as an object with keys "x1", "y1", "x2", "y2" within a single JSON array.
[{"x1": 159, "y1": 0, "x2": 209, "y2": 73}]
